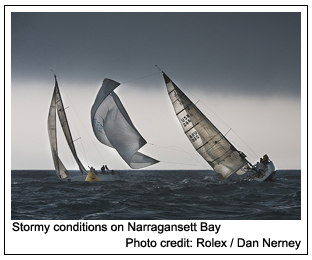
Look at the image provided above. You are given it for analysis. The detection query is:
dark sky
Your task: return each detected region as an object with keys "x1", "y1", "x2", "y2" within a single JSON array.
[
  {"x1": 10, "y1": 10, "x2": 303, "y2": 170},
  {"x1": 11, "y1": 12, "x2": 301, "y2": 97}
]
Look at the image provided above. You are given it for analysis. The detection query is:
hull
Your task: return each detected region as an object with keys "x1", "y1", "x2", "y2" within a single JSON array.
[
  {"x1": 65, "y1": 172, "x2": 120, "y2": 182},
  {"x1": 253, "y1": 161, "x2": 276, "y2": 182}
]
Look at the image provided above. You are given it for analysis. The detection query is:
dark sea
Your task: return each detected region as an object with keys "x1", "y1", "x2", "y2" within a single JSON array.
[{"x1": 11, "y1": 170, "x2": 301, "y2": 220}]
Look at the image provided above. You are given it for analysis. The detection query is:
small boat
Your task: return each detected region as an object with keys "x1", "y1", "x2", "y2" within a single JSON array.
[
  {"x1": 47, "y1": 75, "x2": 158, "y2": 182},
  {"x1": 68, "y1": 169, "x2": 120, "y2": 182},
  {"x1": 160, "y1": 71, "x2": 276, "y2": 182}
]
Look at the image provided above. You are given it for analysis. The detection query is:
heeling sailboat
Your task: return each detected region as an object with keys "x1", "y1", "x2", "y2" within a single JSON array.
[
  {"x1": 47, "y1": 75, "x2": 118, "y2": 182},
  {"x1": 161, "y1": 71, "x2": 276, "y2": 182},
  {"x1": 48, "y1": 75, "x2": 87, "y2": 180}
]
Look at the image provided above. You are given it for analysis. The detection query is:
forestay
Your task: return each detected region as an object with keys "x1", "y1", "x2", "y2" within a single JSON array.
[
  {"x1": 91, "y1": 79, "x2": 159, "y2": 169},
  {"x1": 163, "y1": 73, "x2": 249, "y2": 180}
]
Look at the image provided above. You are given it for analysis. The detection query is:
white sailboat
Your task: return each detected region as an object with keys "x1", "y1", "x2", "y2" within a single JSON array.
[
  {"x1": 47, "y1": 75, "x2": 158, "y2": 182},
  {"x1": 47, "y1": 74, "x2": 91, "y2": 181},
  {"x1": 161, "y1": 71, "x2": 276, "y2": 182}
]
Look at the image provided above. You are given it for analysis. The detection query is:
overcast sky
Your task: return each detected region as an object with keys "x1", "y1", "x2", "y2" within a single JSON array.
[{"x1": 8, "y1": 6, "x2": 305, "y2": 171}]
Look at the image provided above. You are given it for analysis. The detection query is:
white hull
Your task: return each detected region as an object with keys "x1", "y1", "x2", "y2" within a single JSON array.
[
  {"x1": 253, "y1": 161, "x2": 276, "y2": 182},
  {"x1": 65, "y1": 173, "x2": 120, "y2": 182}
]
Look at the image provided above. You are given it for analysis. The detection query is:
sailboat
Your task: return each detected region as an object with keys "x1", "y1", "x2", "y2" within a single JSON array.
[
  {"x1": 48, "y1": 75, "x2": 158, "y2": 182},
  {"x1": 48, "y1": 74, "x2": 90, "y2": 181},
  {"x1": 161, "y1": 71, "x2": 276, "y2": 182}
]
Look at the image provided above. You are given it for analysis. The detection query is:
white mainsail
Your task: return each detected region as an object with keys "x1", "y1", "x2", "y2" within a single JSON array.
[
  {"x1": 48, "y1": 75, "x2": 88, "y2": 179},
  {"x1": 91, "y1": 78, "x2": 159, "y2": 169},
  {"x1": 162, "y1": 72, "x2": 250, "y2": 180}
]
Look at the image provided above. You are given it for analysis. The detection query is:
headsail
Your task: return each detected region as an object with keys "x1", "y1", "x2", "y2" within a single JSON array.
[
  {"x1": 48, "y1": 83, "x2": 69, "y2": 179},
  {"x1": 91, "y1": 79, "x2": 159, "y2": 169},
  {"x1": 48, "y1": 76, "x2": 88, "y2": 179},
  {"x1": 162, "y1": 72, "x2": 249, "y2": 180}
]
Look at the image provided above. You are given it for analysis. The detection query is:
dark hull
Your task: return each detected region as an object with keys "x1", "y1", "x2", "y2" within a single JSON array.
[{"x1": 264, "y1": 171, "x2": 276, "y2": 182}]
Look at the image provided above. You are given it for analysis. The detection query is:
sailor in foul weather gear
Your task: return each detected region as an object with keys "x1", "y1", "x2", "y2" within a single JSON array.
[{"x1": 101, "y1": 165, "x2": 106, "y2": 174}]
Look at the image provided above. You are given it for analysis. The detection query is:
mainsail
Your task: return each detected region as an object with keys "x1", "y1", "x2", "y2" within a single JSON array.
[
  {"x1": 48, "y1": 75, "x2": 88, "y2": 179},
  {"x1": 91, "y1": 78, "x2": 159, "y2": 169},
  {"x1": 162, "y1": 72, "x2": 250, "y2": 180}
]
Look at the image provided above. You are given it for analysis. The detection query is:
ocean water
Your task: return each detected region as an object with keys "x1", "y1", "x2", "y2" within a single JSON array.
[{"x1": 11, "y1": 170, "x2": 301, "y2": 220}]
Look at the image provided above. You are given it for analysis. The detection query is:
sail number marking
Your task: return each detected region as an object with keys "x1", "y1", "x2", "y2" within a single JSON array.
[
  {"x1": 189, "y1": 130, "x2": 200, "y2": 143},
  {"x1": 93, "y1": 118, "x2": 103, "y2": 133},
  {"x1": 180, "y1": 114, "x2": 200, "y2": 142},
  {"x1": 180, "y1": 114, "x2": 191, "y2": 127},
  {"x1": 173, "y1": 90, "x2": 184, "y2": 106}
]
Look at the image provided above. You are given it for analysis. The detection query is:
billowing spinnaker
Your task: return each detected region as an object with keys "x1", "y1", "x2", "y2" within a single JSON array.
[
  {"x1": 163, "y1": 73, "x2": 249, "y2": 180},
  {"x1": 91, "y1": 79, "x2": 159, "y2": 169}
]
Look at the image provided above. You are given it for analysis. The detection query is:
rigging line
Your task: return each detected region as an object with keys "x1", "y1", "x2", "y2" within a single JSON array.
[
  {"x1": 221, "y1": 133, "x2": 257, "y2": 162},
  {"x1": 65, "y1": 93, "x2": 106, "y2": 164},
  {"x1": 190, "y1": 92, "x2": 231, "y2": 129},
  {"x1": 175, "y1": 85, "x2": 259, "y2": 161},
  {"x1": 196, "y1": 103, "x2": 258, "y2": 160},
  {"x1": 56, "y1": 79, "x2": 100, "y2": 165},
  {"x1": 231, "y1": 129, "x2": 259, "y2": 159},
  {"x1": 160, "y1": 160, "x2": 207, "y2": 167},
  {"x1": 165, "y1": 73, "x2": 233, "y2": 132},
  {"x1": 155, "y1": 64, "x2": 163, "y2": 72},
  {"x1": 71, "y1": 137, "x2": 81, "y2": 143},
  {"x1": 61, "y1": 91, "x2": 90, "y2": 166},
  {"x1": 224, "y1": 128, "x2": 232, "y2": 136},
  {"x1": 148, "y1": 142, "x2": 197, "y2": 155},
  {"x1": 165, "y1": 74, "x2": 231, "y2": 129},
  {"x1": 52, "y1": 76, "x2": 89, "y2": 166},
  {"x1": 120, "y1": 72, "x2": 162, "y2": 85},
  {"x1": 147, "y1": 143, "x2": 209, "y2": 169}
]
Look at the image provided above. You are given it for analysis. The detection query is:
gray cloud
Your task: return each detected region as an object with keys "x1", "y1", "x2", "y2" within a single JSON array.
[
  {"x1": 11, "y1": 12, "x2": 301, "y2": 97},
  {"x1": 10, "y1": 10, "x2": 303, "y2": 170}
]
